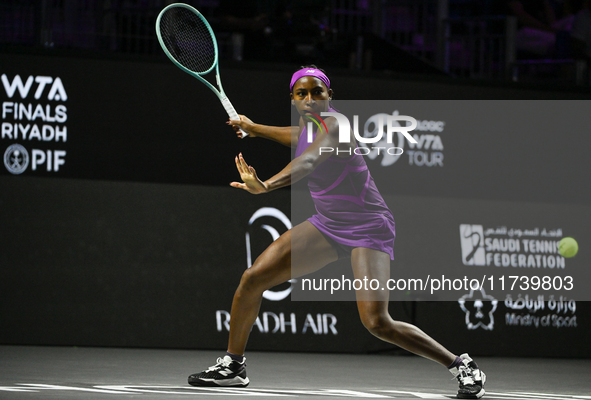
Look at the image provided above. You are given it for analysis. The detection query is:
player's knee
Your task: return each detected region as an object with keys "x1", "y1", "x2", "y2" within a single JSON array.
[
  {"x1": 360, "y1": 312, "x2": 392, "y2": 339},
  {"x1": 238, "y1": 265, "x2": 270, "y2": 294},
  {"x1": 239, "y1": 267, "x2": 260, "y2": 290}
]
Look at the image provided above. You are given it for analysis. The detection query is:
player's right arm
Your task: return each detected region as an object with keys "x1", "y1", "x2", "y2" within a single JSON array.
[{"x1": 228, "y1": 115, "x2": 300, "y2": 148}]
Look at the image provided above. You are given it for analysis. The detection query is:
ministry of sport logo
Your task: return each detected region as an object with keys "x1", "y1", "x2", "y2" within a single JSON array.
[{"x1": 304, "y1": 110, "x2": 445, "y2": 168}]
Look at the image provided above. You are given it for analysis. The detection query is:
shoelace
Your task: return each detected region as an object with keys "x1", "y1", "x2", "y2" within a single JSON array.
[
  {"x1": 205, "y1": 357, "x2": 232, "y2": 372},
  {"x1": 453, "y1": 366, "x2": 475, "y2": 386}
]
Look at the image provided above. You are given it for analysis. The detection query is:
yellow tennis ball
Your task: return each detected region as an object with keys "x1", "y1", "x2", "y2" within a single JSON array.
[{"x1": 559, "y1": 237, "x2": 578, "y2": 258}]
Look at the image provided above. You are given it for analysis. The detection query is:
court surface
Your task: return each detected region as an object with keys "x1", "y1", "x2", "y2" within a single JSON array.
[{"x1": 1, "y1": 346, "x2": 589, "y2": 400}]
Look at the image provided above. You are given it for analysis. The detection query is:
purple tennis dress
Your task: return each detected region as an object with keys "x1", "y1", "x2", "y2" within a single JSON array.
[{"x1": 294, "y1": 117, "x2": 396, "y2": 260}]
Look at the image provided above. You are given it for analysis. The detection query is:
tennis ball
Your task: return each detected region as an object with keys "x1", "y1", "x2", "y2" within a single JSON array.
[{"x1": 559, "y1": 237, "x2": 578, "y2": 258}]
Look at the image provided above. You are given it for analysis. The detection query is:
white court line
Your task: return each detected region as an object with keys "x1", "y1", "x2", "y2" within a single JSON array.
[
  {"x1": 0, "y1": 387, "x2": 38, "y2": 392},
  {"x1": 294, "y1": 389, "x2": 390, "y2": 398},
  {"x1": 100, "y1": 386, "x2": 392, "y2": 397},
  {"x1": 7, "y1": 384, "x2": 589, "y2": 399},
  {"x1": 97, "y1": 385, "x2": 289, "y2": 396},
  {"x1": 487, "y1": 391, "x2": 577, "y2": 400},
  {"x1": 515, "y1": 392, "x2": 586, "y2": 399},
  {"x1": 379, "y1": 390, "x2": 447, "y2": 399},
  {"x1": 19, "y1": 384, "x2": 136, "y2": 394}
]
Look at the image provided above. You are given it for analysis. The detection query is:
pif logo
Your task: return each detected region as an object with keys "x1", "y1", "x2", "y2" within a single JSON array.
[
  {"x1": 3, "y1": 144, "x2": 29, "y2": 174},
  {"x1": 2, "y1": 145, "x2": 66, "y2": 173},
  {"x1": 459, "y1": 224, "x2": 486, "y2": 266}
]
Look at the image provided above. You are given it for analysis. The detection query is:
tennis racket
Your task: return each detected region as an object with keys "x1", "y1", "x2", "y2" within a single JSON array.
[{"x1": 156, "y1": 3, "x2": 248, "y2": 137}]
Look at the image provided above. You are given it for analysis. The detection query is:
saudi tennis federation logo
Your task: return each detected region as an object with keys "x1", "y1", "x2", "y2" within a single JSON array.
[
  {"x1": 459, "y1": 224, "x2": 486, "y2": 266},
  {"x1": 4, "y1": 144, "x2": 29, "y2": 174}
]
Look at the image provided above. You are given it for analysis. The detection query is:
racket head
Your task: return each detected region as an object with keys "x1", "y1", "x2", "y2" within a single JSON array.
[{"x1": 156, "y1": 3, "x2": 218, "y2": 76}]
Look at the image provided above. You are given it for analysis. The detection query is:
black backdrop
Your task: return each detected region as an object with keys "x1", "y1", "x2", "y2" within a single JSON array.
[{"x1": 1, "y1": 53, "x2": 590, "y2": 357}]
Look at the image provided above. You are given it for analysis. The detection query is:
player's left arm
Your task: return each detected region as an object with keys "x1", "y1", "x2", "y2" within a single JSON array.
[{"x1": 230, "y1": 116, "x2": 341, "y2": 194}]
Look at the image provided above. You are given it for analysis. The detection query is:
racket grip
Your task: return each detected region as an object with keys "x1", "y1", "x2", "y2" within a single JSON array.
[{"x1": 221, "y1": 97, "x2": 248, "y2": 138}]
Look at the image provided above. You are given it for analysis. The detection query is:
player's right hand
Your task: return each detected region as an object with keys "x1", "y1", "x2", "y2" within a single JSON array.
[
  {"x1": 227, "y1": 115, "x2": 256, "y2": 138},
  {"x1": 230, "y1": 153, "x2": 268, "y2": 194}
]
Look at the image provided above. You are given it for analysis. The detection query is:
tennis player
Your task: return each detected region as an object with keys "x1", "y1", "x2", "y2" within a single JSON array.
[{"x1": 188, "y1": 66, "x2": 487, "y2": 399}]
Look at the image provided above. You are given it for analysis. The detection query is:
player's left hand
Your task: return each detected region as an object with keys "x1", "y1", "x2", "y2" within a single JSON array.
[{"x1": 230, "y1": 153, "x2": 268, "y2": 194}]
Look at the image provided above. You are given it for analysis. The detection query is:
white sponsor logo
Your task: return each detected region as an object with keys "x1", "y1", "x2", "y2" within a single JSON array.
[
  {"x1": 216, "y1": 310, "x2": 338, "y2": 335},
  {"x1": 1, "y1": 74, "x2": 68, "y2": 174},
  {"x1": 458, "y1": 288, "x2": 498, "y2": 330},
  {"x1": 1, "y1": 74, "x2": 67, "y2": 101},
  {"x1": 3, "y1": 143, "x2": 29, "y2": 174},
  {"x1": 459, "y1": 224, "x2": 566, "y2": 269},
  {"x1": 246, "y1": 207, "x2": 293, "y2": 301},
  {"x1": 504, "y1": 294, "x2": 577, "y2": 329},
  {"x1": 459, "y1": 224, "x2": 486, "y2": 266}
]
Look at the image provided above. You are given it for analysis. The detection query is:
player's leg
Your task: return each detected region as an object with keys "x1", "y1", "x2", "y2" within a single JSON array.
[
  {"x1": 351, "y1": 247, "x2": 486, "y2": 399},
  {"x1": 188, "y1": 221, "x2": 338, "y2": 387},
  {"x1": 351, "y1": 247, "x2": 455, "y2": 365},
  {"x1": 227, "y1": 220, "x2": 338, "y2": 356}
]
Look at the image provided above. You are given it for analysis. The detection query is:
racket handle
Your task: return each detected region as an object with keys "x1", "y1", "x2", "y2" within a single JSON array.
[{"x1": 221, "y1": 97, "x2": 248, "y2": 138}]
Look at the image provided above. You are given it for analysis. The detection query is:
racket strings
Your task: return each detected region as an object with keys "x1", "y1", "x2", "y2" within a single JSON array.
[{"x1": 159, "y1": 7, "x2": 216, "y2": 74}]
